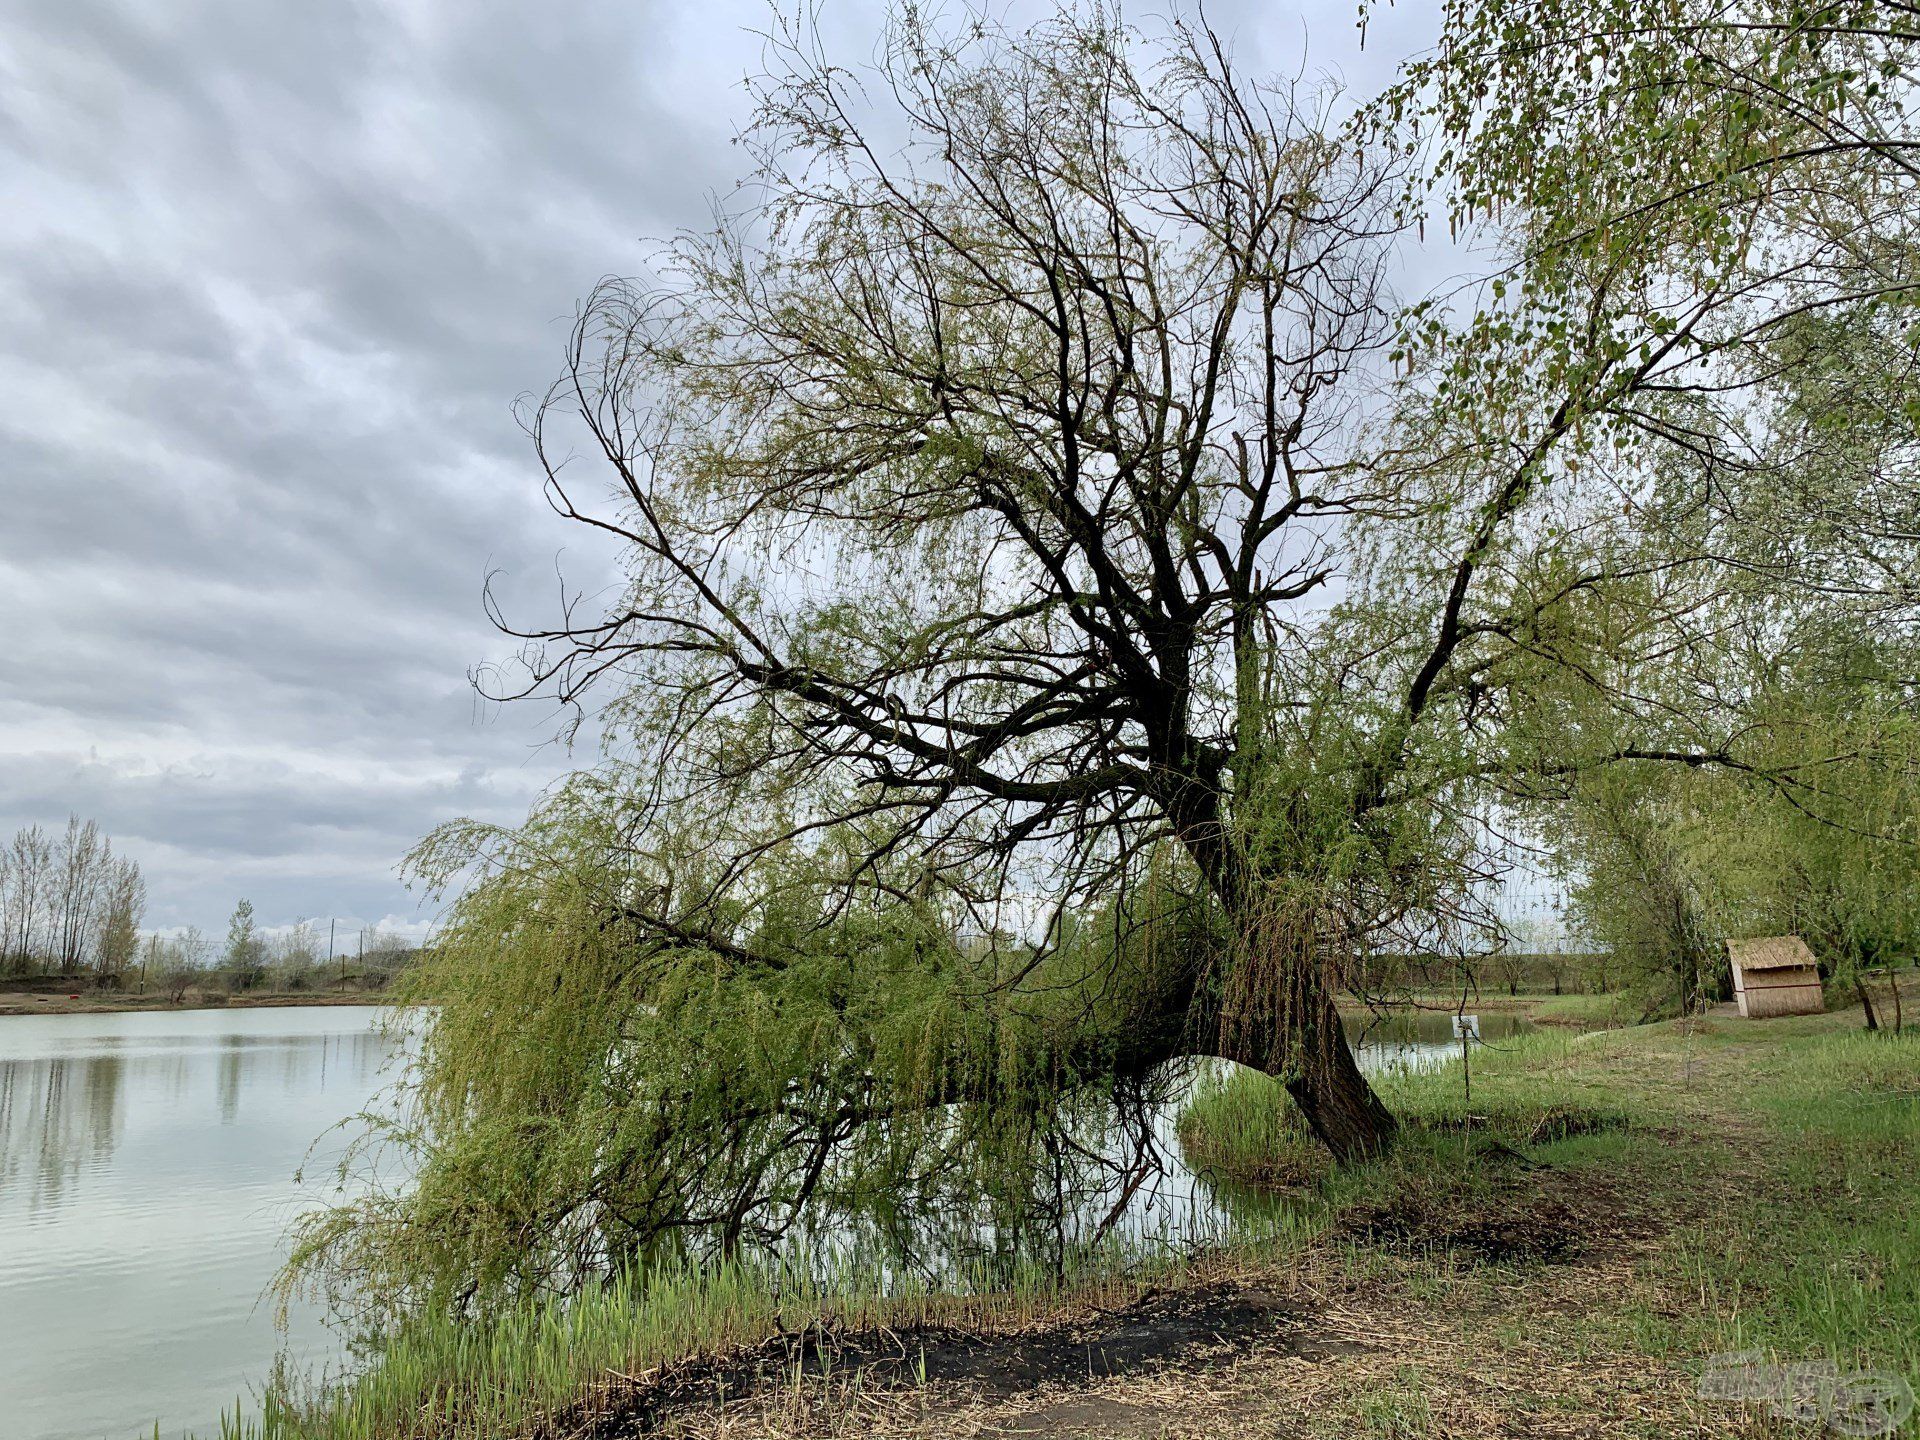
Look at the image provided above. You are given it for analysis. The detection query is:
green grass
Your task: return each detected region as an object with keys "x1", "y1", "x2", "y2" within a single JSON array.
[
  {"x1": 1353, "y1": 1366, "x2": 1435, "y2": 1437},
  {"x1": 207, "y1": 1008, "x2": 1919, "y2": 1439},
  {"x1": 1190, "y1": 1011, "x2": 1920, "y2": 1400},
  {"x1": 1525, "y1": 991, "x2": 1640, "y2": 1027},
  {"x1": 1664, "y1": 1028, "x2": 1920, "y2": 1378},
  {"x1": 1179, "y1": 1026, "x2": 1645, "y2": 1198},
  {"x1": 1176, "y1": 1068, "x2": 1326, "y2": 1189}
]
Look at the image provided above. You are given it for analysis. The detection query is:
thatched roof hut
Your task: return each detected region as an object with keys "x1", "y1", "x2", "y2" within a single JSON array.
[{"x1": 1726, "y1": 936, "x2": 1824, "y2": 1019}]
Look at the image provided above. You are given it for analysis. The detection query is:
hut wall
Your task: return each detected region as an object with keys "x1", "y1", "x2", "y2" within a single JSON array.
[{"x1": 1735, "y1": 965, "x2": 1824, "y2": 1018}]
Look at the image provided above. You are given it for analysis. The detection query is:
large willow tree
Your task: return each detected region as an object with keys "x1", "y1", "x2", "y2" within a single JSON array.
[
  {"x1": 479, "y1": 3, "x2": 1915, "y2": 1155},
  {"x1": 494, "y1": 11, "x2": 1443, "y2": 1161},
  {"x1": 300, "y1": 4, "x2": 1920, "y2": 1317}
]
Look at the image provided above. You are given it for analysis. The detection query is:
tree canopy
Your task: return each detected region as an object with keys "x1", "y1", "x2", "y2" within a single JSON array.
[{"x1": 297, "y1": 2, "x2": 1920, "y2": 1322}]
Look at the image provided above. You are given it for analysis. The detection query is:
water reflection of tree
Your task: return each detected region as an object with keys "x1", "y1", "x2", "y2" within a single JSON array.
[
  {"x1": 0, "y1": 1053, "x2": 129, "y2": 1214},
  {"x1": 0, "y1": 1021, "x2": 398, "y2": 1226},
  {"x1": 748, "y1": 1065, "x2": 1282, "y2": 1295},
  {"x1": 218, "y1": 1043, "x2": 245, "y2": 1125},
  {"x1": 0, "y1": 1062, "x2": 17, "y2": 1198}
]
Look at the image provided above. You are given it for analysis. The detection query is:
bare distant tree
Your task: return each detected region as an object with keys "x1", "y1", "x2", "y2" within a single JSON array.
[
  {"x1": 3, "y1": 825, "x2": 53, "y2": 969},
  {"x1": 95, "y1": 856, "x2": 146, "y2": 982},
  {"x1": 50, "y1": 816, "x2": 110, "y2": 971},
  {"x1": 146, "y1": 928, "x2": 206, "y2": 1003},
  {"x1": 225, "y1": 898, "x2": 265, "y2": 990}
]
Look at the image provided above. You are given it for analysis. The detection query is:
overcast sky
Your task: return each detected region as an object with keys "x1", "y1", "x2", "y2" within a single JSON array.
[{"x1": 0, "y1": 0, "x2": 1437, "y2": 939}]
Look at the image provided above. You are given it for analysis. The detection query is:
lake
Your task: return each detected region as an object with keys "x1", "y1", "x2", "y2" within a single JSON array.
[
  {"x1": 0, "y1": 1007, "x2": 397, "y2": 1440},
  {"x1": 0, "y1": 1002, "x2": 1526, "y2": 1440}
]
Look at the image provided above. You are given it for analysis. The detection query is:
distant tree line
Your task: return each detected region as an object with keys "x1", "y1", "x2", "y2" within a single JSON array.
[
  {"x1": 1, "y1": 814, "x2": 420, "y2": 994},
  {"x1": 131, "y1": 915, "x2": 419, "y2": 1001},
  {"x1": 0, "y1": 816, "x2": 145, "y2": 978},
  {"x1": 200, "y1": 901, "x2": 420, "y2": 995}
]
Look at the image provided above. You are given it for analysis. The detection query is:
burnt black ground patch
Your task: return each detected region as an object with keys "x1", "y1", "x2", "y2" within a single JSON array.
[
  {"x1": 574, "y1": 1283, "x2": 1344, "y2": 1437},
  {"x1": 1339, "y1": 1191, "x2": 1586, "y2": 1264}
]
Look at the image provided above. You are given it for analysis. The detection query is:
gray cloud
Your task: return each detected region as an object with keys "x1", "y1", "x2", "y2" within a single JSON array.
[{"x1": 0, "y1": 0, "x2": 1430, "y2": 935}]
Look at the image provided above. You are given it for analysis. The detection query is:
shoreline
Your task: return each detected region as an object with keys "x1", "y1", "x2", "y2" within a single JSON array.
[
  {"x1": 3, "y1": 986, "x2": 1607, "y2": 1023},
  {"x1": 266, "y1": 1005, "x2": 1911, "y2": 1440},
  {"x1": 1340, "y1": 988, "x2": 1628, "y2": 1027},
  {"x1": 0, "y1": 989, "x2": 389, "y2": 1017}
]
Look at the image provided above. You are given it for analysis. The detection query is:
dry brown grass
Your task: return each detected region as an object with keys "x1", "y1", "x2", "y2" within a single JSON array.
[
  {"x1": 603, "y1": 1170, "x2": 1760, "y2": 1440},
  {"x1": 600, "y1": 1016, "x2": 1900, "y2": 1440},
  {"x1": 634, "y1": 1242, "x2": 1777, "y2": 1439}
]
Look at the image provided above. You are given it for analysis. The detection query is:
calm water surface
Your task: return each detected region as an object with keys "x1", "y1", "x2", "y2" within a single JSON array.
[
  {"x1": 1037, "y1": 1006, "x2": 1537, "y2": 1252},
  {"x1": 0, "y1": 1006, "x2": 399, "y2": 1440},
  {"x1": 0, "y1": 1003, "x2": 1526, "y2": 1440}
]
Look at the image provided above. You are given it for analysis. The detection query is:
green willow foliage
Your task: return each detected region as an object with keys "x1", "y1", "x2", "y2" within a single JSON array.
[
  {"x1": 1374, "y1": 0, "x2": 1920, "y2": 1003},
  {"x1": 287, "y1": 776, "x2": 1225, "y2": 1323},
  {"x1": 1559, "y1": 625, "x2": 1920, "y2": 1007}
]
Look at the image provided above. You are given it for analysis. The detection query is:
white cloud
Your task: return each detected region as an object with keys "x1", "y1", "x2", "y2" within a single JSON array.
[{"x1": 0, "y1": 0, "x2": 1435, "y2": 932}]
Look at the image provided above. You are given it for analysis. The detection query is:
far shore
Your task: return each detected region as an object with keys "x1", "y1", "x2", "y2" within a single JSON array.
[
  {"x1": 4, "y1": 984, "x2": 1618, "y2": 1023},
  {"x1": 0, "y1": 988, "x2": 390, "y2": 1018}
]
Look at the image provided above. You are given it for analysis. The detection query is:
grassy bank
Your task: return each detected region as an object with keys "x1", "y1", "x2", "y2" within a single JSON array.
[
  {"x1": 0, "y1": 987, "x2": 385, "y2": 1017},
  {"x1": 218, "y1": 1005, "x2": 1918, "y2": 1439},
  {"x1": 212, "y1": 1248, "x2": 1239, "y2": 1440},
  {"x1": 1180, "y1": 1009, "x2": 1919, "y2": 1435}
]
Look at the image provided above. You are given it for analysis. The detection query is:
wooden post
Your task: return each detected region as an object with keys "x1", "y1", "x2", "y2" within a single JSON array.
[
  {"x1": 1858, "y1": 974, "x2": 1881, "y2": 1032},
  {"x1": 1453, "y1": 1013, "x2": 1478, "y2": 1112}
]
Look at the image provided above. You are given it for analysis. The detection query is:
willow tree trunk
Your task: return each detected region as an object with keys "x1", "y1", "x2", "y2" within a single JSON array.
[
  {"x1": 1208, "y1": 892, "x2": 1400, "y2": 1162},
  {"x1": 1166, "y1": 787, "x2": 1399, "y2": 1161},
  {"x1": 1276, "y1": 981, "x2": 1399, "y2": 1161}
]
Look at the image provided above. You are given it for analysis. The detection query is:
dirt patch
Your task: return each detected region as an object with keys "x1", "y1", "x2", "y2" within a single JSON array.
[
  {"x1": 1443, "y1": 1201, "x2": 1583, "y2": 1263},
  {"x1": 575, "y1": 1283, "x2": 1349, "y2": 1438},
  {"x1": 1341, "y1": 1193, "x2": 1584, "y2": 1263},
  {"x1": 1336, "y1": 1154, "x2": 1651, "y2": 1269},
  {"x1": 987, "y1": 1394, "x2": 1171, "y2": 1436}
]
